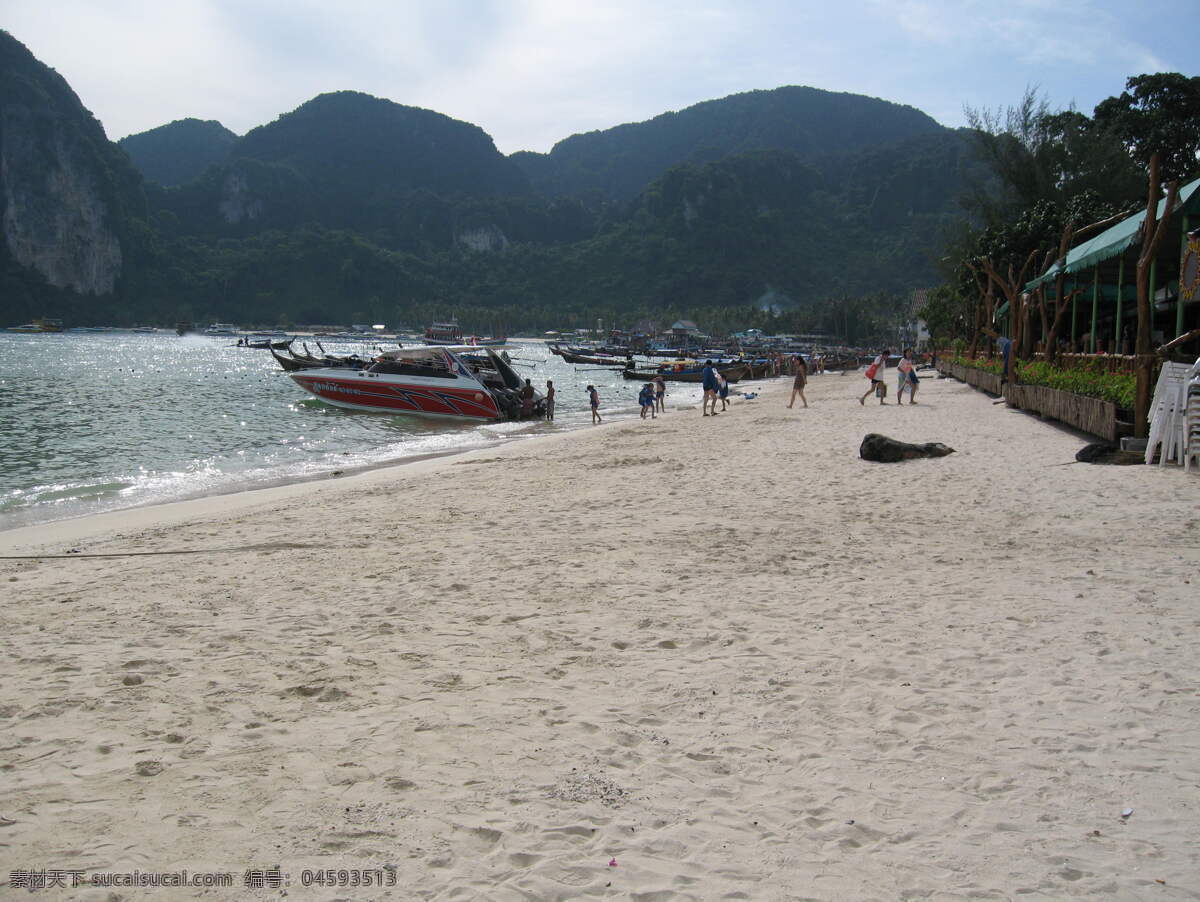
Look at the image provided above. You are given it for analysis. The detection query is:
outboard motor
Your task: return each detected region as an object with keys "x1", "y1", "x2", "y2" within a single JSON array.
[{"x1": 491, "y1": 388, "x2": 521, "y2": 419}]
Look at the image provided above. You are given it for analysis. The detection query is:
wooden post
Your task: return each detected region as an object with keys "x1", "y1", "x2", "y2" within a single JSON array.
[
  {"x1": 1090, "y1": 267, "x2": 1099, "y2": 352},
  {"x1": 1150, "y1": 259, "x2": 1157, "y2": 332},
  {"x1": 1179, "y1": 214, "x2": 1190, "y2": 338},
  {"x1": 1134, "y1": 155, "x2": 1179, "y2": 438},
  {"x1": 1071, "y1": 276, "x2": 1078, "y2": 349},
  {"x1": 1115, "y1": 256, "x2": 1125, "y2": 352}
]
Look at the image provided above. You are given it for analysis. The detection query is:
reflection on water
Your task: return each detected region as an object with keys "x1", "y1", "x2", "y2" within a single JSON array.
[{"x1": 0, "y1": 333, "x2": 702, "y2": 529}]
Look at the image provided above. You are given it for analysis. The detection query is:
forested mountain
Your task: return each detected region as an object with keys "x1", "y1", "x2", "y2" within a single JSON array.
[
  {"x1": 511, "y1": 86, "x2": 946, "y2": 203},
  {"x1": 118, "y1": 118, "x2": 238, "y2": 186},
  {"x1": 235, "y1": 92, "x2": 530, "y2": 197},
  {"x1": 146, "y1": 91, "x2": 537, "y2": 250},
  {"x1": 0, "y1": 29, "x2": 977, "y2": 335}
]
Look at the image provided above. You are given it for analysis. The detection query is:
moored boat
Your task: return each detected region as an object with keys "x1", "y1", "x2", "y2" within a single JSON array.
[
  {"x1": 7, "y1": 318, "x2": 63, "y2": 333},
  {"x1": 622, "y1": 362, "x2": 750, "y2": 383},
  {"x1": 550, "y1": 344, "x2": 634, "y2": 366},
  {"x1": 425, "y1": 322, "x2": 505, "y2": 346},
  {"x1": 424, "y1": 321, "x2": 463, "y2": 344},
  {"x1": 285, "y1": 345, "x2": 541, "y2": 420}
]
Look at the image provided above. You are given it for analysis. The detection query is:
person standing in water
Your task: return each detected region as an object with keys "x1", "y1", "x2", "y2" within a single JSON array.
[
  {"x1": 520, "y1": 378, "x2": 534, "y2": 418},
  {"x1": 545, "y1": 379, "x2": 556, "y2": 420},
  {"x1": 586, "y1": 385, "x2": 602, "y2": 424}
]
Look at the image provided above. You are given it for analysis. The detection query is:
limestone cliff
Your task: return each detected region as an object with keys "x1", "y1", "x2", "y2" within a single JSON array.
[
  {"x1": 0, "y1": 30, "x2": 142, "y2": 296},
  {"x1": 455, "y1": 224, "x2": 510, "y2": 252}
]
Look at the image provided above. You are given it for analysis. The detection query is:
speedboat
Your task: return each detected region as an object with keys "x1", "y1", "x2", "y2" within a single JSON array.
[{"x1": 286, "y1": 344, "x2": 539, "y2": 420}]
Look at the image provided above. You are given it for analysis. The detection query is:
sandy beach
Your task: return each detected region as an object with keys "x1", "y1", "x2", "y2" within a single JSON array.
[{"x1": 2, "y1": 371, "x2": 1198, "y2": 901}]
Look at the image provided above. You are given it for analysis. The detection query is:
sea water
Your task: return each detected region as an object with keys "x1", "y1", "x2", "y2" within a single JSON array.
[{"x1": 0, "y1": 333, "x2": 703, "y2": 530}]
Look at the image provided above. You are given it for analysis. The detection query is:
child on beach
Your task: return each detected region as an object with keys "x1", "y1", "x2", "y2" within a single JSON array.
[
  {"x1": 717, "y1": 373, "x2": 730, "y2": 410},
  {"x1": 586, "y1": 385, "x2": 602, "y2": 424},
  {"x1": 545, "y1": 380, "x2": 555, "y2": 420},
  {"x1": 788, "y1": 356, "x2": 808, "y2": 409},
  {"x1": 860, "y1": 349, "x2": 890, "y2": 405},
  {"x1": 639, "y1": 383, "x2": 657, "y2": 419}
]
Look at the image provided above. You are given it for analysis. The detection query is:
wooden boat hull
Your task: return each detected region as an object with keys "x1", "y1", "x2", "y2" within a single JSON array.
[
  {"x1": 623, "y1": 363, "x2": 749, "y2": 383},
  {"x1": 560, "y1": 350, "x2": 630, "y2": 365}
]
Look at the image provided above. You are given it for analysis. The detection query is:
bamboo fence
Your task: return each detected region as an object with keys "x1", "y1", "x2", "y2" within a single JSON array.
[
  {"x1": 939, "y1": 361, "x2": 1003, "y2": 395},
  {"x1": 1004, "y1": 384, "x2": 1119, "y2": 441},
  {"x1": 937, "y1": 362, "x2": 1119, "y2": 440}
]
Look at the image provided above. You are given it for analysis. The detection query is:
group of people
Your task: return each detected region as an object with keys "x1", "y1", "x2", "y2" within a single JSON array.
[
  {"x1": 573, "y1": 347, "x2": 923, "y2": 425},
  {"x1": 518, "y1": 378, "x2": 558, "y2": 420},
  {"x1": 639, "y1": 376, "x2": 666, "y2": 418},
  {"x1": 859, "y1": 348, "x2": 920, "y2": 405},
  {"x1": 701, "y1": 361, "x2": 730, "y2": 416}
]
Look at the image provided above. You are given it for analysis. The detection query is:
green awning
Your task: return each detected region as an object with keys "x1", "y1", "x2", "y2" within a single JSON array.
[{"x1": 1025, "y1": 176, "x2": 1200, "y2": 292}]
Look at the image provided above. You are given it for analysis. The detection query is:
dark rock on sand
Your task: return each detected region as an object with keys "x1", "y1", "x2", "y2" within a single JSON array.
[
  {"x1": 859, "y1": 433, "x2": 955, "y2": 463},
  {"x1": 1075, "y1": 443, "x2": 1144, "y2": 465}
]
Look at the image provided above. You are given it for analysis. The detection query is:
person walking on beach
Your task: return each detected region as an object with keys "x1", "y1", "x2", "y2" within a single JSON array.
[
  {"x1": 702, "y1": 360, "x2": 720, "y2": 416},
  {"x1": 653, "y1": 374, "x2": 666, "y2": 413},
  {"x1": 545, "y1": 379, "x2": 556, "y2": 420},
  {"x1": 896, "y1": 349, "x2": 915, "y2": 405},
  {"x1": 897, "y1": 347, "x2": 921, "y2": 403},
  {"x1": 586, "y1": 385, "x2": 602, "y2": 424},
  {"x1": 788, "y1": 355, "x2": 808, "y2": 408},
  {"x1": 717, "y1": 372, "x2": 730, "y2": 410},
  {"x1": 860, "y1": 349, "x2": 890, "y2": 405}
]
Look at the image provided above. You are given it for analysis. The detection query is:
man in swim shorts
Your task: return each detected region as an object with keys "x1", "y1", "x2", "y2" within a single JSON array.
[{"x1": 702, "y1": 361, "x2": 720, "y2": 416}]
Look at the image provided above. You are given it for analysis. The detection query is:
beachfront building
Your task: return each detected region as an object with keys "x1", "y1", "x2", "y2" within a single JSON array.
[
  {"x1": 669, "y1": 319, "x2": 703, "y2": 338},
  {"x1": 904, "y1": 288, "x2": 932, "y2": 351},
  {"x1": 1005, "y1": 176, "x2": 1200, "y2": 356}
]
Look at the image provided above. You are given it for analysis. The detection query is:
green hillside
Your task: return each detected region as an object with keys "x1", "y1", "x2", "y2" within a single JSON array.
[
  {"x1": 511, "y1": 86, "x2": 946, "y2": 202},
  {"x1": 118, "y1": 118, "x2": 238, "y2": 186},
  {"x1": 0, "y1": 30, "x2": 977, "y2": 336}
]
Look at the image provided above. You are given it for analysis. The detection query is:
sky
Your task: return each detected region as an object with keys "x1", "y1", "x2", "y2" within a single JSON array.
[{"x1": 5, "y1": 0, "x2": 1194, "y2": 155}]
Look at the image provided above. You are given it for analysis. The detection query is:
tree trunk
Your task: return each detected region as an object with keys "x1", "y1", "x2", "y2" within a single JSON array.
[
  {"x1": 1134, "y1": 255, "x2": 1153, "y2": 436},
  {"x1": 1134, "y1": 154, "x2": 1179, "y2": 437}
]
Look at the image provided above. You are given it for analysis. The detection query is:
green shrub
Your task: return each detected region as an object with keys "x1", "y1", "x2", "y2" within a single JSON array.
[
  {"x1": 1017, "y1": 361, "x2": 1135, "y2": 407},
  {"x1": 949, "y1": 355, "x2": 1135, "y2": 406},
  {"x1": 950, "y1": 354, "x2": 1004, "y2": 376}
]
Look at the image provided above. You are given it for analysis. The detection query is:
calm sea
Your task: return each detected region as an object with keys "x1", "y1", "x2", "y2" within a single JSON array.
[{"x1": 0, "y1": 333, "x2": 705, "y2": 531}]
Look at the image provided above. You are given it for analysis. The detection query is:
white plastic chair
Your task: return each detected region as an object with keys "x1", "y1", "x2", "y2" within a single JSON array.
[
  {"x1": 1146, "y1": 361, "x2": 1192, "y2": 465},
  {"x1": 1184, "y1": 358, "x2": 1200, "y2": 473}
]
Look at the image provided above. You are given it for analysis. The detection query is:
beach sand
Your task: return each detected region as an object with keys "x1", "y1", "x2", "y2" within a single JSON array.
[{"x1": 2, "y1": 372, "x2": 1198, "y2": 900}]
